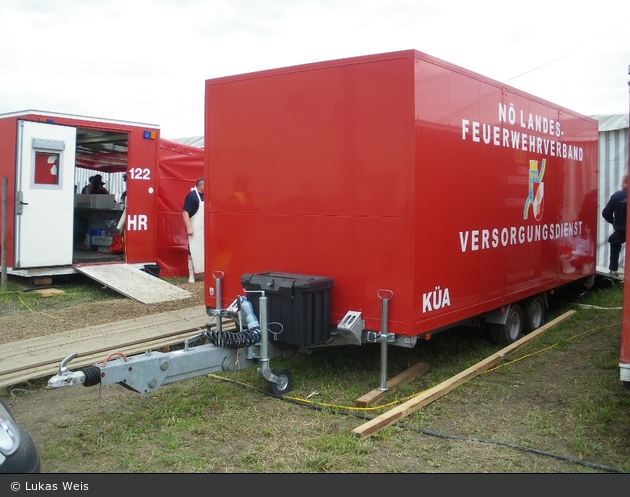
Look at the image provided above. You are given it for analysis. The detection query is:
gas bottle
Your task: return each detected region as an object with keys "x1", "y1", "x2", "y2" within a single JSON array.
[{"x1": 240, "y1": 296, "x2": 260, "y2": 330}]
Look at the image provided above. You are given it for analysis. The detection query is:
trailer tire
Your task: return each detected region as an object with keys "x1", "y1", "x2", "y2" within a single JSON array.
[
  {"x1": 267, "y1": 367, "x2": 293, "y2": 396},
  {"x1": 490, "y1": 304, "x2": 523, "y2": 346},
  {"x1": 523, "y1": 295, "x2": 545, "y2": 334}
]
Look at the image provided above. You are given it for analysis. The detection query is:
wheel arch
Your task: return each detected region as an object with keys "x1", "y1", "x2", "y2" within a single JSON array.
[{"x1": 484, "y1": 293, "x2": 549, "y2": 326}]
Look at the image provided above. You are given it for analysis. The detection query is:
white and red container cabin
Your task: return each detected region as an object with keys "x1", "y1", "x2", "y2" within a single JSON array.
[{"x1": 0, "y1": 110, "x2": 203, "y2": 281}]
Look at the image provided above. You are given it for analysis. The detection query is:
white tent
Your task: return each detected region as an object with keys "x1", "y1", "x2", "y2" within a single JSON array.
[
  {"x1": 594, "y1": 113, "x2": 629, "y2": 272},
  {"x1": 171, "y1": 136, "x2": 204, "y2": 149}
]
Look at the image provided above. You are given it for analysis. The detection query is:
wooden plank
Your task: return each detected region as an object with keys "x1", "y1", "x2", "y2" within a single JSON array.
[
  {"x1": 2, "y1": 306, "x2": 209, "y2": 356},
  {"x1": 351, "y1": 310, "x2": 576, "y2": 440},
  {"x1": 0, "y1": 306, "x2": 210, "y2": 375},
  {"x1": 0, "y1": 335, "x2": 193, "y2": 390},
  {"x1": 0, "y1": 321, "x2": 237, "y2": 391},
  {"x1": 355, "y1": 362, "x2": 429, "y2": 408},
  {"x1": 32, "y1": 288, "x2": 65, "y2": 297}
]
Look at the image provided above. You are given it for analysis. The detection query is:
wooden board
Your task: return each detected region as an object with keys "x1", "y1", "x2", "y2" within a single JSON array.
[
  {"x1": 76, "y1": 263, "x2": 192, "y2": 304},
  {"x1": 355, "y1": 362, "x2": 429, "y2": 408},
  {"x1": 0, "y1": 319, "x2": 237, "y2": 391},
  {"x1": 32, "y1": 288, "x2": 65, "y2": 297},
  {"x1": 1, "y1": 335, "x2": 191, "y2": 390},
  {"x1": 0, "y1": 306, "x2": 210, "y2": 378},
  {"x1": 351, "y1": 310, "x2": 576, "y2": 439}
]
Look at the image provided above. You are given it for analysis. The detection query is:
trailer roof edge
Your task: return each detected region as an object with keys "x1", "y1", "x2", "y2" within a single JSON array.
[{"x1": 0, "y1": 109, "x2": 160, "y2": 129}]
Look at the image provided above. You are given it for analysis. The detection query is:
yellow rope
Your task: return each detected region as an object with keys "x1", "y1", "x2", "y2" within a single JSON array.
[
  {"x1": 484, "y1": 322, "x2": 620, "y2": 373},
  {"x1": 15, "y1": 294, "x2": 71, "y2": 324}
]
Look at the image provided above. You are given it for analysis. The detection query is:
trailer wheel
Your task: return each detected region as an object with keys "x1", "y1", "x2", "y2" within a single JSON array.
[
  {"x1": 523, "y1": 295, "x2": 545, "y2": 334},
  {"x1": 490, "y1": 304, "x2": 523, "y2": 346},
  {"x1": 267, "y1": 367, "x2": 293, "y2": 396}
]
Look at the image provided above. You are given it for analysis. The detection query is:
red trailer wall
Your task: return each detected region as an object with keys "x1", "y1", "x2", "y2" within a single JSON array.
[
  {"x1": 203, "y1": 50, "x2": 598, "y2": 337},
  {"x1": 122, "y1": 126, "x2": 159, "y2": 266},
  {"x1": 622, "y1": 238, "x2": 630, "y2": 384},
  {"x1": 411, "y1": 55, "x2": 599, "y2": 334},
  {"x1": 0, "y1": 116, "x2": 18, "y2": 268},
  {"x1": 620, "y1": 125, "x2": 630, "y2": 387},
  {"x1": 155, "y1": 139, "x2": 204, "y2": 277},
  {"x1": 205, "y1": 52, "x2": 415, "y2": 332}
]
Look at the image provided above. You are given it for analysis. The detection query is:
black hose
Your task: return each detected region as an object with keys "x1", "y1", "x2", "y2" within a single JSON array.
[{"x1": 204, "y1": 328, "x2": 261, "y2": 349}]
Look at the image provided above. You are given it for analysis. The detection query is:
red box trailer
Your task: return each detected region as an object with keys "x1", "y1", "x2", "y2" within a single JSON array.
[
  {"x1": 0, "y1": 111, "x2": 203, "y2": 284},
  {"x1": 204, "y1": 49, "x2": 598, "y2": 349}
]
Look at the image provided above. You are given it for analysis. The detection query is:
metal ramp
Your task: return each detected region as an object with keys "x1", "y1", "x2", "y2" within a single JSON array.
[
  {"x1": 596, "y1": 266, "x2": 624, "y2": 278},
  {"x1": 75, "y1": 264, "x2": 192, "y2": 304}
]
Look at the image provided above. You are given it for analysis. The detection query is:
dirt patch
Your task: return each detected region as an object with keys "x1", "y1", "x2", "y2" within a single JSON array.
[{"x1": 0, "y1": 277, "x2": 206, "y2": 345}]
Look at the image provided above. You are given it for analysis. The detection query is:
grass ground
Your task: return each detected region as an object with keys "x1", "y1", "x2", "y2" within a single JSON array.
[{"x1": 3, "y1": 275, "x2": 630, "y2": 473}]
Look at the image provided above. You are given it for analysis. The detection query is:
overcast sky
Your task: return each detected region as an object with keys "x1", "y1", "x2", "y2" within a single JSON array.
[{"x1": 1, "y1": 0, "x2": 628, "y2": 139}]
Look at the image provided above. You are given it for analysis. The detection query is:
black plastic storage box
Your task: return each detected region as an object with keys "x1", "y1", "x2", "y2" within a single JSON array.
[{"x1": 240, "y1": 272, "x2": 334, "y2": 347}]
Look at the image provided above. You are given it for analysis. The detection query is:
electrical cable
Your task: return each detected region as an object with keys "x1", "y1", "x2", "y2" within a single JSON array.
[
  {"x1": 484, "y1": 321, "x2": 620, "y2": 374},
  {"x1": 567, "y1": 303, "x2": 623, "y2": 310},
  {"x1": 502, "y1": 54, "x2": 570, "y2": 83},
  {"x1": 14, "y1": 295, "x2": 59, "y2": 331},
  {"x1": 4, "y1": 292, "x2": 77, "y2": 329},
  {"x1": 204, "y1": 328, "x2": 261, "y2": 349},
  {"x1": 207, "y1": 373, "x2": 625, "y2": 474}
]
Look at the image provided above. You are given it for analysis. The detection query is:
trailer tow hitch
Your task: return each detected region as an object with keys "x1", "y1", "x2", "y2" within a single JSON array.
[
  {"x1": 46, "y1": 274, "x2": 294, "y2": 396},
  {"x1": 47, "y1": 352, "x2": 86, "y2": 389}
]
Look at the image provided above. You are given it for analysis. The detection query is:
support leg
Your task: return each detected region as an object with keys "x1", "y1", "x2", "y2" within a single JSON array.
[{"x1": 377, "y1": 289, "x2": 394, "y2": 391}]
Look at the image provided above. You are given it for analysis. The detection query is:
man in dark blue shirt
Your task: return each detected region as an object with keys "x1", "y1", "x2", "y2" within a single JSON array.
[
  {"x1": 602, "y1": 175, "x2": 628, "y2": 276},
  {"x1": 182, "y1": 177, "x2": 205, "y2": 283}
]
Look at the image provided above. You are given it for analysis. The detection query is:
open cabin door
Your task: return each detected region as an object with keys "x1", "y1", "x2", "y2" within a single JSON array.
[{"x1": 15, "y1": 120, "x2": 76, "y2": 268}]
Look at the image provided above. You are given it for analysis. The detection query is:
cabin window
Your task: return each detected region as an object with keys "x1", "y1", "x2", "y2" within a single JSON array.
[
  {"x1": 31, "y1": 138, "x2": 65, "y2": 189},
  {"x1": 34, "y1": 151, "x2": 60, "y2": 185}
]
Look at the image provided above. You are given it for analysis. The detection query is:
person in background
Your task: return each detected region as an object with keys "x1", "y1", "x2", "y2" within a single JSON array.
[
  {"x1": 81, "y1": 176, "x2": 94, "y2": 194},
  {"x1": 119, "y1": 173, "x2": 127, "y2": 204},
  {"x1": 602, "y1": 174, "x2": 628, "y2": 277},
  {"x1": 85, "y1": 174, "x2": 110, "y2": 195},
  {"x1": 182, "y1": 177, "x2": 205, "y2": 283},
  {"x1": 116, "y1": 172, "x2": 128, "y2": 235}
]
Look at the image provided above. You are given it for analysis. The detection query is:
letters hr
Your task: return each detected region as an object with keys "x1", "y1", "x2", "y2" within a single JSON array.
[{"x1": 126, "y1": 214, "x2": 148, "y2": 231}]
